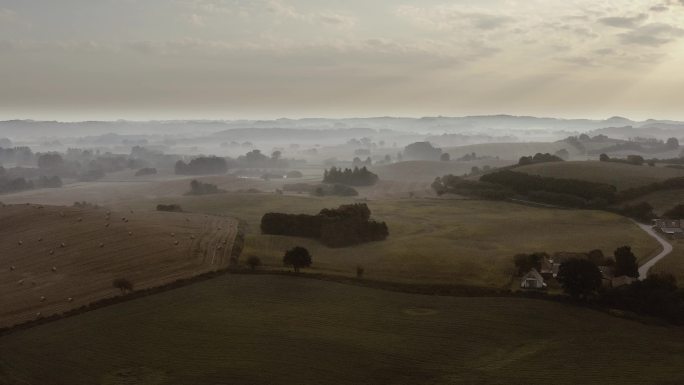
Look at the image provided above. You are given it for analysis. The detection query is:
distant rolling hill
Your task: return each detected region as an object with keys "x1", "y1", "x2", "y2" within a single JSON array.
[
  {"x1": 371, "y1": 159, "x2": 514, "y2": 183},
  {"x1": 443, "y1": 142, "x2": 574, "y2": 162}
]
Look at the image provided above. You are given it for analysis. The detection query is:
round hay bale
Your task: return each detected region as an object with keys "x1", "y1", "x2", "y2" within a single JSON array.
[
  {"x1": 18, "y1": 240, "x2": 23, "y2": 246},
  {"x1": 38, "y1": 237, "x2": 43, "y2": 242},
  {"x1": 10, "y1": 265, "x2": 15, "y2": 271},
  {"x1": 40, "y1": 296, "x2": 46, "y2": 302},
  {"x1": 49, "y1": 250, "x2": 54, "y2": 255},
  {"x1": 174, "y1": 240, "x2": 179, "y2": 246},
  {"x1": 67, "y1": 297, "x2": 73, "y2": 302},
  {"x1": 60, "y1": 242, "x2": 66, "y2": 248},
  {"x1": 51, "y1": 266, "x2": 57, "y2": 272},
  {"x1": 128, "y1": 231, "x2": 133, "y2": 236},
  {"x1": 99, "y1": 243, "x2": 104, "y2": 248}
]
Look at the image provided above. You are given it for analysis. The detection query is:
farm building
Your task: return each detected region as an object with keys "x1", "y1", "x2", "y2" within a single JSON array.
[
  {"x1": 611, "y1": 275, "x2": 638, "y2": 288},
  {"x1": 652, "y1": 219, "x2": 684, "y2": 237},
  {"x1": 520, "y1": 269, "x2": 546, "y2": 289}
]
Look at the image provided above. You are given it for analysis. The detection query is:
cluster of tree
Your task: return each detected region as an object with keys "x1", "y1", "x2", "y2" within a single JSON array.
[
  {"x1": 186, "y1": 180, "x2": 225, "y2": 195},
  {"x1": 600, "y1": 274, "x2": 684, "y2": 325},
  {"x1": 313, "y1": 183, "x2": 359, "y2": 197},
  {"x1": 175, "y1": 156, "x2": 228, "y2": 175},
  {"x1": 0, "y1": 137, "x2": 12, "y2": 148},
  {"x1": 260, "y1": 203, "x2": 389, "y2": 248},
  {"x1": 0, "y1": 174, "x2": 34, "y2": 193},
  {"x1": 614, "y1": 202, "x2": 655, "y2": 222},
  {"x1": 135, "y1": 167, "x2": 157, "y2": 176},
  {"x1": 545, "y1": 247, "x2": 638, "y2": 299},
  {"x1": 403, "y1": 142, "x2": 443, "y2": 161},
  {"x1": 480, "y1": 170, "x2": 617, "y2": 207},
  {"x1": 236, "y1": 150, "x2": 289, "y2": 168},
  {"x1": 663, "y1": 204, "x2": 684, "y2": 219},
  {"x1": 514, "y1": 252, "x2": 548, "y2": 275},
  {"x1": 0, "y1": 147, "x2": 33, "y2": 165},
  {"x1": 432, "y1": 174, "x2": 513, "y2": 200},
  {"x1": 156, "y1": 204, "x2": 183, "y2": 212},
  {"x1": 518, "y1": 153, "x2": 564, "y2": 166},
  {"x1": 352, "y1": 157, "x2": 373, "y2": 167},
  {"x1": 599, "y1": 153, "x2": 647, "y2": 166},
  {"x1": 323, "y1": 167, "x2": 379, "y2": 186}
]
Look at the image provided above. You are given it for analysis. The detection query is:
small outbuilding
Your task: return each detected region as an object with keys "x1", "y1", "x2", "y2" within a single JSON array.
[{"x1": 520, "y1": 268, "x2": 547, "y2": 289}]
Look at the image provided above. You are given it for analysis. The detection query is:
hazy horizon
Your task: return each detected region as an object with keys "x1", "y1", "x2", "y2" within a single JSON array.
[{"x1": 2, "y1": 0, "x2": 684, "y2": 121}]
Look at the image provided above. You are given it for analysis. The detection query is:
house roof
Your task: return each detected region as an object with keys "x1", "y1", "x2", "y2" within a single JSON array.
[
  {"x1": 612, "y1": 275, "x2": 637, "y2": 287},
  {"x1": 522, "y1": 268, "x2": 544, "y2": 282}
]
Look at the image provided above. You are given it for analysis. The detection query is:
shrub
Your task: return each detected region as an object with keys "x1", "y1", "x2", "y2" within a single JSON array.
[
  {"x1": 247, "y1": 256, "x2": 261, "y2": 271},
  {"x1": 112, "y1": 278, "x2": 133, "y2": 294},
  {"x1": 186, "y1": 180, "x2": 225, "y2": 195},
  {"x1": 156, "y1": 204, "x2": 183, "y2": 212}
]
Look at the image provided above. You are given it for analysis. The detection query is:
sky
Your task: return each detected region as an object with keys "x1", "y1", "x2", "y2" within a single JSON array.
[{"x1": 1, "y1": 0, "x2": 684, "y2": 121}]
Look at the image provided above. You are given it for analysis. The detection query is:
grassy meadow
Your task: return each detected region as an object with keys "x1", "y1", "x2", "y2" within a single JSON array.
[
  {"x1": 140, "y1": 194, "x2": 659, "y2": 287},
  {"x1": 514, "y1": 161, "x2": 684, "y2": 191},
  {"x1": 2, "y1": 274, "x2": 684, "y2": 385}
]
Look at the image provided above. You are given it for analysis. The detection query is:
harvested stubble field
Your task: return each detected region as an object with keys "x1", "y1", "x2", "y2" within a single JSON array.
[
  {"x1": 1, "y1": 274, "x2": 683, "y2": 385},
  {"x1": 147, "y1": 194, "x2": 659, "y2": 287},
  {"x1": 0, "y1": 204, "x2": 240, "y2": 328}
]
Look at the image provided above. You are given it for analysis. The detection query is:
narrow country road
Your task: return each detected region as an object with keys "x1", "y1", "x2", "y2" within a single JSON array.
[{"x1": 635, "y1": 222, "x2": 673, "y2": 280}]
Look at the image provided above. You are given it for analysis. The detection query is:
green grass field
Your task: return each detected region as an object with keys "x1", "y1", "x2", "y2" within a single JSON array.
[
  {"x1": 134, "y1": 194, "x2": 659, "y2": 287},
  {"x1": 2, "y1": 274, "x2": 684, "y2": 385},
  {"x1": 514, "y1": 161, "x2": 684, "y2": 191}
]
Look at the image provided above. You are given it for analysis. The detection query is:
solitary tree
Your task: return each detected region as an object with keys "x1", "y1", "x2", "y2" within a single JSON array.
[
  {"x1": 667, "y1": 137, "x2": 680, "y2": 150},
  {"x1": 599, "y1": 153, "x2": 610, "y2": 162},
  {"x1": 557, "y1": 258, "x2": 603, "y2": 299},
  {"x1": 247, "y1": 256, "x2": 262, "y2": 271},
  {"x1": 112, "y1": 278, "x2": 133, "y2": 294},
  {"x1": 614, "y1": 246, "x2": 639, "y2": 278},
  {"x1": 283, "y1": 247, "x2": 312, "y2": 273}
]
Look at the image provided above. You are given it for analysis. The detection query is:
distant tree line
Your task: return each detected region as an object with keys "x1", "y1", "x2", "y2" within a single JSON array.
[
  {"x1": 186, "y1": 180, "x2": 225, "y2": 195},
  {"x1": 432, "y1": 174, "x2": 513, "y2": 200},
  {"x1": 261, "y1": 203, "x2": 389, "y2": 247},
  {"x1": 480, "y1": 170, "x2": 617, "y2": 206},
  {"x1": 323, "y1": 167, "x2": 379, "y2": 186},
  {"x1": 518, "y1": 152, "x2": 564, "y2": 166},
  {"x1": 156, "y1": 204, "x2": 183, "y2": 212},
  {"x1": 599, "y1": 153, "x2": 647, "y2": 166},
  {"x1": 175, "y1": 157, "x2": 228, "y2": 175}
]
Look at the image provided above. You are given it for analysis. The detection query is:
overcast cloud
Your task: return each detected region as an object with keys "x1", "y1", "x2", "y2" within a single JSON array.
[{"x1": 0, "y1": 0, "x2": 683, "y2": 120}]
